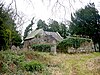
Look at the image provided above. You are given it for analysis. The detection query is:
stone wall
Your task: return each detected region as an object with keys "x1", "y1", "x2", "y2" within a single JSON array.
[
  {"x1": 68, "y1": 42, "x2": 94, "y2": 53},
  {"x1": 24, "y1": 35, "x2": 57, "y2": 49}
]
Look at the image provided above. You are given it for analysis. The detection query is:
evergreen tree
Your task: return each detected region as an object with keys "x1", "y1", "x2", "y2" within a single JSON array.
[
  {"x1": 0, "y1": 2, "x2": 22, "y2": 50},
  {"x1": 69, "y1": 3, "x2": 100, "y2": 52},
  {"x1": 37, "y1": 19, "x2": 48, "y2": 31}
]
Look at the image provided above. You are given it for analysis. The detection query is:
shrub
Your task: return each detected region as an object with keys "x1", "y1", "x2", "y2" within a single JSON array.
[
  {"x1": 32, "y1": 44, "x2": 51, "y2": 52},
  {"x1": 0, "y1": 50, "x2": 25, "y2": 74},
  {"x1": 22, "y1": 60, "x2": 44, "y2": 72},
  {"x1": 57, "y1": 37, "x2": 92, "y2": 53}
]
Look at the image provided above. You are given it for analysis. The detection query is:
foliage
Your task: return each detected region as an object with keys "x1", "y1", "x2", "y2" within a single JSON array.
[
  {"x1": 69, "y1": 3, "x2": 100, "y2": 52},
  {"x1": 11, "y1": 31, "x2": 22, "y2": 47},
  {"x1": 36, "y1": 19, "x2": 68, "y2": 38},
  {"x1": 69, "y1": 3, "x2": 100, "y2": 36},
  {"x1": 59, "y1": 23, "x2": 69, "y2": 38},
  {"x1": 57, "y1": 37, "x2": 92, "y2": 53},
  {"x1": 48, "y1": 19, "x2": 68, "y2": 38},
  {"x1": 0, "y1": 50, "x2": 25, "y2": 74},
  {"x1": 0, "y1": 50, "x2": 100, "y2": 75},
  {"x1": 0, "y1": 19, "x2": 10, "y2": 50},
  {"x1": 0, "y1": 50, "x2": 50, "y2": 74},
  {"x1": 32, "y1": 44, "x2": 51, "y2": 52},
  {"x1": 37, "y1": 19, "x2": 49, "y2": 31},
  {"x1": 48, "y1": 19, "x2": 60, "y2": 32},
  {"x1": 22, "y1": 60, "x2": 44, "y2": 72},
  {"x1": 0, "y1": 2, "x2": 22, "y2": 50},
  {"x1": 49, "y1": 19, "x2": 68, "y2": 38}
]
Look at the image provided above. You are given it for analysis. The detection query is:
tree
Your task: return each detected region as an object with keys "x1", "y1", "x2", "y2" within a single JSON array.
[
  {"x1": 0, "y1": 2, "x2": 22, "y2": 50},
  {"x1": 0, "y1": 19, "x2": 7, "y2": 50},
  {"x1": 59, "y1": 23, "x2": 68, "y2": 38},
  {"x1": 24, "y1": 17, "x2": 35, "y2": 40},
  {"x1": 69, "y1": 3, "x2": 100, "y2": 52},
  {"x1": 11, "y1": 31, "x2": 22, "y2": 47},
  {"x1": 48, "y1": 19, "x2": 68, "y2": 38},
  {"x1": 48, "y1": 19, "x2": 60, "y2": 32},
  {"x1": 36, "y1": 19, "x2": 68, "y2": 38},
  {"x1": 36, "y1": 19, "x2": 48, "y2": 31}
]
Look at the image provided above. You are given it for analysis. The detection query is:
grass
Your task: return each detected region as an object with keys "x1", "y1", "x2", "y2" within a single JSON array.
[
  {"x1": 0, "y1": 50, "x2": 100, "y2": 75},
  {"x1": 55, "y1": 53, "x2": 100, "y2": 75}
]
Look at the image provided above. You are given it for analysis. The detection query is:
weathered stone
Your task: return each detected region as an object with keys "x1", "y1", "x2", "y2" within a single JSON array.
[
  {"x1": 22, "y1": 47, "x2": 28, "y2": 50},
  {"x1": 68, "y1": 42, "x2": 95, "y2": 53},
  {"x1": 50, "y1": 40, "x2": 57, "y2": 55},
  {"x1": 23, "y1": 29, "x2": 63, "y2": 52},
  {"x1": 68, "y1": 47, "x2": 76, "y2": 53},
  {"x1": 11, "y1": 45, "x2": 16, "y2": 50},
  {"x1": 16, "y1": 46, "x2": 20, "y2": 50}
]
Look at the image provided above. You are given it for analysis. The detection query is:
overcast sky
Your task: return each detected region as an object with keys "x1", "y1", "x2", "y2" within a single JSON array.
[{"x1": 3, "y1": 0, "x2": 100, "y2": 35}]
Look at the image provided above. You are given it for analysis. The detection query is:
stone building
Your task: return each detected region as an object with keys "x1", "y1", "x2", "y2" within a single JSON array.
[{"x1": 23, "y1": 29, "x2": 63, "y2": 53}]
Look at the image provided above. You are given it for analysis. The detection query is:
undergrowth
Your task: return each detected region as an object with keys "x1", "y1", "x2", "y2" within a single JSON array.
[{"x1": 0, "y1": 50, "x2": 100, "y2": 75}]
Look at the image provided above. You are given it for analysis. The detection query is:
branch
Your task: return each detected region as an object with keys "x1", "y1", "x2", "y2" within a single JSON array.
[{"x1": 24, "y1": 0, "x2": 34, "y2": 9}]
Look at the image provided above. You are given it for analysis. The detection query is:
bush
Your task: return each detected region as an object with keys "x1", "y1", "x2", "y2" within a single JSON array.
[
  {"x1": 22, "y1": 60, "x2": 44, "y2": 72},
  {"x1": 32, "y1": 44, "x2": 51, "y2": 52},
  {"x1": 57, "y1": 37, "x2": 92, "y2": 53},
  {"x1": 0, "y1": 50, "x2": 25, "y2": 74},
  {"x1": 0, "y1": 50, "x2": 49, "y2": 74}
]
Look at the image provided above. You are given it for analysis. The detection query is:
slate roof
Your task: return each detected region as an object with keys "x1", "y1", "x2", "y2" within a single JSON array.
[
  {"x1": 45, "y1": 31, "x2": 63, "y2": 41},
  {"x1": 25, "y1": 29, "x2": 63, "y2": 41},
  {"x1": 25, "y1": 29, "x2": 43, "y2": 40}
]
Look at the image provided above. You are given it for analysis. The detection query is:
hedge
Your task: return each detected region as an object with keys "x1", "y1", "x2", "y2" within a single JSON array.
[
  {"x1": 31, "y1": 44, "x2": 51, "y2": 52},
  {"x1": 57, "y1": 37, "x2": 92, "y2": 53}
]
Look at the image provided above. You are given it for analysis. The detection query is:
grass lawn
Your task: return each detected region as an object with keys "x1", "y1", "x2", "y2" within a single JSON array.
[{"x1": 0, "y1": 50, "x2": 100, "y2": 75}]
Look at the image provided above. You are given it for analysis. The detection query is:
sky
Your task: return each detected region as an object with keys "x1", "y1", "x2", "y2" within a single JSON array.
[{"x1": 3, "y1": 0, "x2": 100, "y2": 35}]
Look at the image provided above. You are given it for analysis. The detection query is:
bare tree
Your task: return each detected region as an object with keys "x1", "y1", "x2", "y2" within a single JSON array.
[
  {"x1": 42, "y1": 0, "x2": 83, "y2": 15},
  {"x1": 3, "y1": 0, "x2": 91, "y2": 34},
  {"x1": 3, "y1": 0, "x2": 30, "y2": 34}
]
